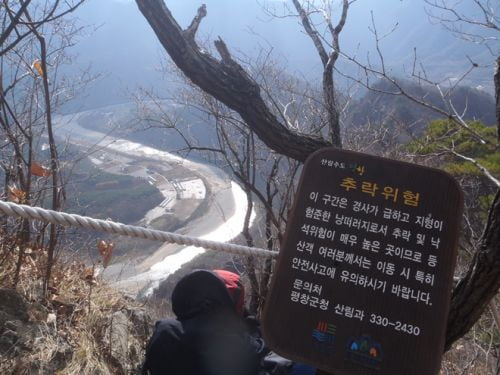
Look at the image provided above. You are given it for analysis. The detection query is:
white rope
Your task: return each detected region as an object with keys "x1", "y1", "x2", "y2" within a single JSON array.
[{"x1": 0, "y1": 200, "x2": 278, "y2": 259}]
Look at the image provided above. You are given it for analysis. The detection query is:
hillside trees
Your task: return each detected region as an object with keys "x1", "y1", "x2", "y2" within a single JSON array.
[
  {"x1": 0, "y1": 0, "x2": 87, "y2": 293},
  {"x1": 409, "y1": 120, "x2": 498, "y2": 255},
  {"x1": 135, "y1": 0, "x2": 499, "y2": 350}
]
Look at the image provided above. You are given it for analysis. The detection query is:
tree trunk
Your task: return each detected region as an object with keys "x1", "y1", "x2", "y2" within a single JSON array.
[
  {"x1": 242, "y1": 187, "x2": 260, "y2": 315},
  {"x1": 445, "y1": 188, "x2": 500, "y2": 349},
  {"x1": 495, "y1": 56, "x2": 500, "y2": 143},
  {"x1": 32, "y1": 29, "x2": 61, "y2": 296}
]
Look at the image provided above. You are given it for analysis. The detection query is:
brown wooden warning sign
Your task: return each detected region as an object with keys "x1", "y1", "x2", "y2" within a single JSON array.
[{"x1": 262, "y1": 148, "x2": 463, "y2": 375}]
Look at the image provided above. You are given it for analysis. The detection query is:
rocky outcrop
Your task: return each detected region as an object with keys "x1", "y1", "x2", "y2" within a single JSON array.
[
  {"x1": 0, "y1": 288, "x2": 73, "y2": 373},
  {"x1": 0, "y1": 288, "x2": 33, "y2": 356},
  {"x1": 0, "y1": 288, "x2": 154, "y2": 374},
  {"x1": 104, "y1": 308, "x2": 153, "y2": 374}
]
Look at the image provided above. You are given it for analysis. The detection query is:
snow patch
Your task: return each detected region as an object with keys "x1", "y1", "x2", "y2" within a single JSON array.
[
  {"x1": 132, "y1": 181, "x2": 255, "y2": 295},
  {"x1": 88, "y1": 156, "x2": 103, "y2": 165}
]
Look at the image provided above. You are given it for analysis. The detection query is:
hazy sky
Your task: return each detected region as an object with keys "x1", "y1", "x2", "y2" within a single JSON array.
[{"x1": 66, "y1": 0, "x2": 494, "y2": 110}]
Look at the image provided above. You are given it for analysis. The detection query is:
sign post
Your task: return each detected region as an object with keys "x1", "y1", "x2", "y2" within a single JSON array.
[{"x1": 262, "y1": 148, "x2": 463, "y2": 375}]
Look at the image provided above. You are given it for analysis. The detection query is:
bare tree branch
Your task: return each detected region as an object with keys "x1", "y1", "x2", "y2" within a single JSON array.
[
  {"x1": 291, "y1": 0, "x2": 347, "y2": 146},
  {"x1": 291, "y1": 0, "x2": 328, "y2": 65},
  {"x1": 185, "y1": 3, "x2": 206, "y2": 40},
  {"x1": 135, "y1": 0, "x2": 331, "y2": 163},
  {"x1": 495, "y1": 57, "x2": 500, "y2": 143},
  {"x1": 448, "y1": 147, "x2": 500, "y2": 187},
  {"x1": 0, "y1": 0, "x2": 32, "y2": 48},
  {"x1": 0, "y1": 0, "x2": 86, "y2": 56}
]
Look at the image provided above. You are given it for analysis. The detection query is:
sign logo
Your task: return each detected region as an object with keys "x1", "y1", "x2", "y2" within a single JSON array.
[
  {"x1": 312, "y1": 321, "x2": 336, "y2": 353},
  {"x1": 346, "y1": 335, "x2": 383, "y2": 370}
]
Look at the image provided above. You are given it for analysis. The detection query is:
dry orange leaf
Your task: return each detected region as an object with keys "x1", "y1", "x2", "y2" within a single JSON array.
[
  {"x1": 82, "y1": 267, "x2": 96, "y2": 284},
  {"x1": 32, "y1": 59, "x2": 44, "y2": 77},
  {"x1": 31, "y1": 162, "x2": 51, "y2": 177},
  {"x1": 83, "y1": 267, "x2": 94, "y2": 277},
  {"x1": 97, "y1": 240, "x2": 114, "y2": 268},
  {"x1": 8, "y1": 185, "x2": 26, "y2": 203}
]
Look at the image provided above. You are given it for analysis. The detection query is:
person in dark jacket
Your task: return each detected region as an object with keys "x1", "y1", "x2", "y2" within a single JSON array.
[{"x1": 142, "y1": 269, "x2": 269, "y2": 375}]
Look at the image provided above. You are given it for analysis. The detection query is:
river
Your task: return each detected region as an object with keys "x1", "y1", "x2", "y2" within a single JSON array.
[{"x1": 54, "y1": 107, "x2": 255, "y2": 296}]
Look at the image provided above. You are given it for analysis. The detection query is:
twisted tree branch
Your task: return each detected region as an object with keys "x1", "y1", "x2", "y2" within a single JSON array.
[{"x1": 135, "y1": 0, "x2": 331, "y2": 162}]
